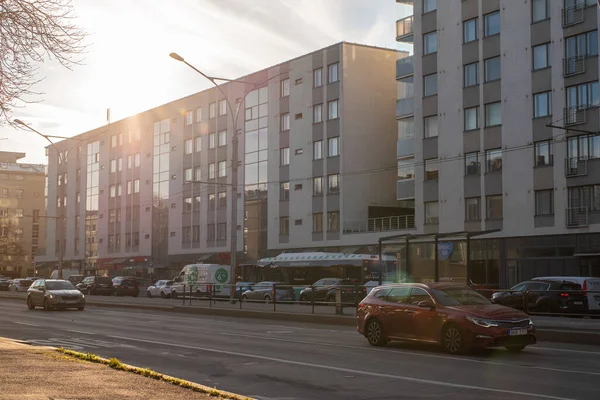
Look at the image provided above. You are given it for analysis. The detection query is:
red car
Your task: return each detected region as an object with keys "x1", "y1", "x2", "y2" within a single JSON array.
[{"x1": 357, "y1": 283, "x2": 536, "y2": 354}]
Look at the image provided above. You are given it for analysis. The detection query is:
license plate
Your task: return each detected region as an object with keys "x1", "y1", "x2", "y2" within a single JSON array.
[
  {"x1": 574, "y1": 301, "x2": 583, "y2": 305},
  {"x1": 508, "y1": 329, "x2": 528, "y2": 336},
  {"x1": 65, "y1": 300, "x2": 77, "y2": 304}
]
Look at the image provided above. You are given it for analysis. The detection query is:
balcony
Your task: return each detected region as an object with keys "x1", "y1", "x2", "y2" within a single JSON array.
[
  {"x1": 562, "y1": 3, "x2": 584, "y2": 28},
  {"x1": 564, "y1": 106, "x2": 586, "y2": 126},
  {"x1": 343, "y1": 215, "x2": 415, "y2": 234},
  {"x1": 565, "y1": 156, "x2": 588, "y2": 177},
  {"x1": 397, "y1": 179, "x2": 415, "y2": 200},
  {"x1": 396, "y1": 16, "x2": 414, "y2": 43},
  {"x1": 396, "y1": 56, "x2": 414, "y2": 79},
  {"x1": 566, "y1": 207, "x2": 588, "y2": 228},
  {"x1": 563, "y1": 55, "x2": 586, "y2": 77},
  {"x1": 396, "y1": 98, "x2": 414, "y2": 118}
]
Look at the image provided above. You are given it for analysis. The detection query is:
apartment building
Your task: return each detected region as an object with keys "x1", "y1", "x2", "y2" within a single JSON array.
[
  {"x1": 37, "y1": 42, "x2": 413, "y2": 278},
  {"x1": 0, "y1": 152, "x2": 46, "y2": 278},
  {"x1": 394, "y1": 0, "x2": 600, "y2": 288}
]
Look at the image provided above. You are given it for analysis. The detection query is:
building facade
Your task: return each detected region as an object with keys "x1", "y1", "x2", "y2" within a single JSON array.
[
  {"x1": 0, "y1": 152, "x2": 46, "y2": 278},
  {"x1": 38, "y1": 42, "x2": 414, "y2": 278},
  {"x1": 395, "y1": 0, "x2": 600, "y2": 288}
]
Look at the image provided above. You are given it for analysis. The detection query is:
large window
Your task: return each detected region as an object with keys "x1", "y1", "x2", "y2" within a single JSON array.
[
  {"x1": 425, "y1": 159, "x2": 438, "y2": 180},
  {"x1": 484, "y1": 57, "x2": 501, "y2": 82},
  {"x1": 535, "y1": 140, "x2": 554, "y2": 166},
  {"x1": 209, "y1": 132, "x2": 216, "y2": 149},
  {"x1": 565, "y1": 31, "x2": 598, "y2": 58},
  {"x1": 313, "y1": 212, "x2": 323, "y2": 233},
  {"x1": 280, "y1": 113, "x2": 290, "y2": 131},
  {"x1": 533, "y1": 43, "x2": 551, "y2": 70},
  {"x1": 280, "y1": 182, "x2": 289, "y2": 201},
  {"x1": 484, "y1": 11, "x2": 500, "y2": 37},
  {"x1": 464, "y1": 62, "x2": 479, "y2": 87},
  {"x1": 218, "y1": 130, "x2": 227, "y2": 147},
  {"x1": 184, "y1": 139, "x2": 193, "y2": 154},
  {"x1": 485, "y1": 102, "x2": 502, "y2": 126},
  {"x1": 535, "y1": 190, "x2": 554, "y2": 216},
  {"x1": 465, "y1": 106, "x2": 479, "y2": 130},
  {"x1": 328, "y1": 100, "x2": 339, "y2": 119},
  {"x1": 328, "y1": 137, "x2": 340, "y2": 157},
  {"x1": 398, "y1": 118, "x2": 415, "y2": 139},
  {"x1": 313, "y1": 140, "x2": 323, "y2": 160},
  {"x1": 185, "y1": 110, "x2": 193, "y2": 126},
  {"x1": 279, "y1": 217, "x2": 289, "y2": 236},
  {"x1": 328, "y1": 63, "x2": 339, "y2": 83},
  {"x1": 328, "y1": 174, "x2": 340, "y2": 194},
  {"x1": 463, "y1": 18, "x2": 478, "y2": 43},
  {"x1": 465, "y1": 152, "x2": 480, "y2": 175},
  {"x1": 486, "y1": 195, "x2": 503, "y2": 219},
  {"x1": 208, "y1": 163, "x2": 215, "y2": 179},
  {"x1": 486, "y1": 149, "x2": 502, "y2": 172},
  {"x1": 534, "y1": 91, "x2": 552, "y2": 118},
  {"x1": 184, "y1": 168, "x2": 193, "y2": 182},
  {"x1": 280, "y1": 147, "x2": 290, "y2": 166},
  {"x1": 313, "y1": 176, "x2": 323, "y2": 196},
  {"x1": 313, "y1": 68, "x2": 322, "y2": 88},
  {"x1": 280, "y1": 78, "x2": 290, "y2": 97},
  {"x1": 566, "y1": 81, "x2": 600, "y2": 109},
  {"x1": 532, "y1": 0, "x2": 549, "y2": 23},
  {"x1": 209, "y1": 102, "x2": 216, "y2": 119},
  {"x1": 425, "y1": 201, "x2": 439, "y2": 224},
  {"x1": 327, "y1": 211, "x2": 339, "y2": 232},
  {"x1": 424, "y1": 116, "x2": 438, "y2": 138},
  {"x1": 465, "y1": 197, "x2": 481, "y2": 221},
  {"x1": 424, "y1": 32, "x2": 438, "y2": 55},
  {"x1": 313, "y1": 103, "x2": 322, "y2": 123},
  {"x1": 218, "y1": 100, "x2": 227, "y2": 116},
  {"x1": 398, "y1": 158, "x2": 415, "y2": 180},
  {"x1": 424, "y1": 73, "x2": 438, "y2": 96},
  {"x1": 423, "y1": 0, "x2": 436, "y2": 13},
  {"x1": 218, "y1": 161, "x2": 227, "y2": 177}
]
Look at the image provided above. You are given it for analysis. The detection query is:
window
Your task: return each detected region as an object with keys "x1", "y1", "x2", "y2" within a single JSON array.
[
  {"x1": 219, "y1": 99, "x2": 227, "y2": 116},
  {"x1": 209, "y1": 102, "x2": 216, "y2": 119},
  {"x1": 423, "y1": 73, "x2": 438, "y2": 96},
  {"x1": 328, "y1": 100, "x2": 339, "y2": 119},
  {"x1": 397, "y1": 157, "x2": 415, "y2": 180},
  {"x1": 127, "y1": 181, "x2": 132, "y2": 195},
  {"x1": 117, "y1": 184, "x2": 122, "y2": 196},
  {"x1": 194, "y1": 195, "x2": 201, "y2": 211},
  {"x1": 485, "y1": 102, "x2": 502, "y2": 126},
  {"x1": 217, "y1": 223, "x2": 227, "y2": 240},
  {"x1": 280, "y1": 182, "x2": 290, "y2": 201},
  {"x1": 195, "y1": 107, "x2": 202, "y2": 122},
  {"x1": 111, "y1": 135, "x2": 117, "y2": 148},
  {"x1": 279, "y1": 217, "x2": 289, "y2": 236},
  {"x1": 183, "y1": 197, "x2": 192, "y2": 212},
  {"x1": 195, "y1": 166, "x2": 202, "y2": 181},
  {"x1": 209, "y1": 132, "x2": 216, "y2": 149},
  {"x1": 535, "y1": 141, "x2": 554, "y2": 166},
  {"x1": 328, "y1": 63, "x2": 339, "y2": 83},
  {"x1": 280, "y1": 147, "x2": 290, "y2": 166},
  {"x1": 15, "y1": 189, "x2": 23, "y2": 199},
  {"x1": 534, "y1": 91, "x2": 552, "y2": 118},
  {"x1": 313, "y1": 68, "x2": 322, "y2": 87},
  {"x1": 566, "y1": 81, "x2": 600, "y2": 109},
  {"x1": 184, "y1": 139, "x2": 193, "y2": 154},
  {"x1": 2, "y1": 188, "x2": 8, "y2": 197},
  {"x1": 484, "y1": 11, "x2": 500, "y2": 37},
  {"x1": 209, "y1": 163, "x2": 215, "y2": 179},
  {"x1": 486, "y1": 195, "x2": 503, "y2": 219},
  {"x1": 423, "y1": 0, "x2": 436, "y2": 13},
  {"x1": 313, "y1": 140, "x2": 323, "y2": 160},
  {"x1": 424, "y1": 116, "x2": 438, "y2": 138},
  {"x1": 280, "y1": 78, "x2": 290, "y2": 97},
  {"x1": 218, "y1": 161, "x2": 227, "y2": 177},
  {"x1": 464, "y1": 106, "x2": 479, "y2": 130},
  {"x1": 424, "y1": 32, "x2": 438, "y2": 55},
  {"x1": 486, "y1": 149, "x2": 502, "y2": 172},
  {"x1": 565, "y1": 31, "x2": 598, "y2": 58},
  {"x1": 485, "y1": 57, "x2": 501, "y2": 82},
  {"x1": 425, "y1": 201, "x2": 439, "y2": 224},
  {"x1": 425, "y1": 159, "x2": 438, "y2": 180},
  {"x1": 464, "y1": 62, "x2": 479, "y2": 87},
  {"x1": 398, "y1": 118, "x2": 415, "y2": 139},
  {"x1": 134, "y1": 179, "x2": 140, "y2": 193},
  {"x1": 535, "y1": 190, "x2": 554, "y2": 215},
  {"x1": 185, "y1": 110, "x2": 193, "y2": 125},
  {"x1": 15, "y1": 208, "x2": 23, "y2": 218},
  {"x1": 110, "y1": 159, "x2": 116, "y2": 173},
  {"x1": 134, "y1": 153, "x2": 140, "y2": 167},
  {"x1": 313, "y1": 104, "x2": 323, "y2": 123},
  {"x1": 280, "y1": 113, "x2": 290, "y2": 131},
  {"x1": 465, "y1": 152, "x2": 481, "y2": 175},
  {"x1": 327, "y1": 211, "x2": 339, "y2": 232},
  {"x1": 195, "y1": 136, "x2": 202, "y2": 152},
  {"x1": 184, "y1": 168, "x2": 193, "y2": 182},
  {"x1": 532, "y1": 0, "x2": 549, "y2": 22},
  {"x1": 465, "y1": 198, "x2": 481, "y2": 221},
  {"x1": 218, "y1": 192, "x2": 227, "y2": 209},
  {"x1": 208, "y1": 193, "x2": 215, "y2": 210},
  {"x1": 463, "y1": 18, "x2": 478, "y2": 43},
  {"x1": 328, "y1": 174, "x2": 340, "y2": 194},
  {"x1": 207, "y1": 224, "x2": 215, "y2": 241},
  {"x1": 533, "y1": 43, "x2": 551, "y2": 70},
  {"x1": 109, "y1": 185, "x2": 116, "y2": 198},
  {"x1": 328, "y1": 137, "x2": 340, "y2": 157},
  {"x1": 218, "y1": 130, "x2": 227, "y2": 147},
  {"x1": 313, "y1": 177, "x2": 323, "y2": 196}
]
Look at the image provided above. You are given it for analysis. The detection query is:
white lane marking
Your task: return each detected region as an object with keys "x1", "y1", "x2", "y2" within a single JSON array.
[
  {"x1": 107, "y1": 335, "x2": 575, "y2": 400},
  {"x1": 530, "y1": 346, "x2": 600, "y2": 356},
  {"x1": 13, "y1": 322, "x2": 40, "y2": 327},
  {"x1": 65, "y1": 329, "x2": 96, "y2": 335}
]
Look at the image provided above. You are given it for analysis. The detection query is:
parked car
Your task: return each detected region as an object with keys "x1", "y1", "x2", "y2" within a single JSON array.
[
  {"x1": 363, "y1": 280, "x2": 395, "y2": 295},
  {"x1": 241, "y1": 281, "x2": 295, "y2": 303},
  {"x1": 357, "y1": 283, "x2": 536, "y2": 354},
  {"x1": 27, "y1": 279, "x2": 85, "y2": 311},
  {"x1": 298, "y1": 278, "x2": 342, "y2": 303},
  {"x1": 76, "y1": 276, "x2": 114, "y2": 295},
  {"x1": 491, "y1": 280, "x2": 587, "y2": 314},
  {"x1": 235, "y1": 282, "x2": 255, "y2": 298},
  {"x1": 112, "y1": 277, "x2": 140, "y2": 297},
  {"x1": 532, "y1": 276, "x2": 600, "y2": 313},
  {"x1": 325, "y1": 279, "x2": 367, "y2": 305},
  {"x1": 147, "y1": 280, "x2": 174, "y2": 298},
  {"x1": 9, "y1": 279, "x2": 33, "y2": 292},
  {"x1": 68, "y1": 275, "x2": 85, "y2": 285},
  {"x1": 0, "y1": 279, "x2": 10, "y2": 291}
]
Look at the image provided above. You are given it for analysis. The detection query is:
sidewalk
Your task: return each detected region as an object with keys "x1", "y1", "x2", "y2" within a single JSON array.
[{"x1": 0, "y1": 338, "x2": 250, "y2": 400}]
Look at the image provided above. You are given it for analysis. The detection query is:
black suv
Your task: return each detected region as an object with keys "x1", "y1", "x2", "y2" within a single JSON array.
[
  {"x1": 299, "y1": 278, "x2": 366, "y2": 305},
  {"x1": 112, "y1": 277, "x2": 140, "y2": 297},
  {"x1": 76, "y1": 276, "x2": 114, "y2": 295},
  {"x1": 492, "y1": 280, "x2": 587, "y2": 314}
]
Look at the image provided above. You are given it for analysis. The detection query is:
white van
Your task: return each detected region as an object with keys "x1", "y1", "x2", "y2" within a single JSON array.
[
  {"x1": 533, "y1": 276, "x2": 600, "y2": 311},
  {"x1": 171, "y1": 264, "x2": 231, "y2": 299}
]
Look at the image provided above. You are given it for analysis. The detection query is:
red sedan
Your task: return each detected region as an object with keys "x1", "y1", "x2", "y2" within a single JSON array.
[{"x1": 357, "y1": 283, "x2": 536, "y2": 354}]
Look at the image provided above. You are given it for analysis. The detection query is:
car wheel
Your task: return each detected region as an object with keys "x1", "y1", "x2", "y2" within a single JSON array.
[
  {"x1": 326, "y1": 295, "x2": 335, "y2": 305},
  {"x1": 442, "y1": 324, "x2": 466, "y2": 354},
  {"x1": 77, "y1": 306, "x2": 85, "y2": 311},
  {"x1": 43, "y1": 298, "x2": 51, "y2": 312},
  {"x1": 299, "y1": 294, "x2": 307, "y2": 304},
  {"x1": 160, "y1": 291, "x2": 166, "y2": 299},
  {"x1": 241, "y1": 295, "x2": 247, "y2": 301},
  {"x1": 264, "y1": 295, "x2": 272, "y2": 303},
  {"x1": 171, "y1": 291, "x2": 178, "y2": 299},
  {"x1": 133, "y1": 291, "x2": 139, "y2": 298},
  {"x1": 147, "y1": 291, "x2": 152, "y2": 298},
  {"x1": 366, "y1": 318, "x2": 387, "y2": 347},
  {"x1": 27, "y1": 296, "x2": 35, "y2": 310},
  {"x1": 87, "y1": 288, "x2": 92, "y2": 295},
  {"x1": 505, "y1": 345, "x2": 526, "y2": 353}
]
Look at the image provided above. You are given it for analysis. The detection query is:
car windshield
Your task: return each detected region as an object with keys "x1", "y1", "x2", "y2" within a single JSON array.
[
  {"x1": 97, "y1": 277, "x2": 112, "y2": 284},
  {"x1": 430, "y1": 287, "x2": 491, "y2": 306},
  {"x1": 46, "y1": 281, "x2": 76, "y2": 290}
]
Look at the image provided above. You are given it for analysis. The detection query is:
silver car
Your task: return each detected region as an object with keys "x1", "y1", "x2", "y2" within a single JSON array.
[
  {"x1": 27, "y1": 279, "x2": 85, "y2": 311},
  {"x1": 241, "y1": 281, "x2": 295, "y2": 303},
  {"x1": 147, "y1": 280, "x2": 174, "y2": 298}
]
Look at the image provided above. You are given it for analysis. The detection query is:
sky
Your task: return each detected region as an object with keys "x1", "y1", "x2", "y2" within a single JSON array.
[{"x1": 0, "y1": 0, "x2": 412, "y2": 164}]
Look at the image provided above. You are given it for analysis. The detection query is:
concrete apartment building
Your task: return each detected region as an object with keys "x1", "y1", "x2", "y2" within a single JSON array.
[
  {"x1": 37, "y1": 42, "x2": 413, "y2": 277},
  {"x1": 0, "y1": 152, "x2": 46, "y2": 278},
  {"x1": 395, "y1": 0, "x2": 600, "y2": 288}
]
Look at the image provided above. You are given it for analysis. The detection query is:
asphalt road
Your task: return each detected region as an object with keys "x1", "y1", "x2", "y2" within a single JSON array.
[{"x1": 0, "y1": 302, "x2": 599, "y2": 400}]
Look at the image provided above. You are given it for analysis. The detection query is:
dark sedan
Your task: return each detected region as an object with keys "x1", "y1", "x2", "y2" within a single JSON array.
[
  {"x1": 76, "y1": 276, "x2": 114, "y2": 295},
  {"x1": 492, "y1": 280, "x2": 587, "y2": 314},
  {"x1": 112, "y1": 277, "x2": 140, "y2": 297},
  {"x1": 0, "y1": 279, "x2": 10, "y2": 291}
]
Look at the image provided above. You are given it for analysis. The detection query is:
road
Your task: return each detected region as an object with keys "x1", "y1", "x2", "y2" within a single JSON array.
[{"x1": 0, "y1": 301, "x2": 599, "y2": 400}]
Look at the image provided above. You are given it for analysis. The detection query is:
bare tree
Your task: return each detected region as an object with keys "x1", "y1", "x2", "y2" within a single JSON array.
[{"x1": 0, "y1": 0, "x2": 86, "y2": 126}]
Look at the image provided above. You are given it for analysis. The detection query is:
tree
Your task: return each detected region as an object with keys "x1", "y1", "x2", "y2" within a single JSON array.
[{"x1": 0, "y1": 0, "x2": 86, "y2": 126}]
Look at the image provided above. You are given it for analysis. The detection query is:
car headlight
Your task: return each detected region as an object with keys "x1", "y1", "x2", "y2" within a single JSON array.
[
  {"x1": 48, "y1": 294, "x2": 55, "y2": 299},
  {"x1": 81, "y1": 294, "x2": 85, "y2": 299},
  {"x1": 466, "y1": 316, "x2": 499, "y2": 328},
  {"x1": 527, "y1": 318, "x2": 533, "y2": 327}
]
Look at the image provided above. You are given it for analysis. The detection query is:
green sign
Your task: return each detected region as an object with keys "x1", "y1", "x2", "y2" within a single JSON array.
[
  {"x1": 186, "y1": 265, "x2": 198, "y2": 285},
  {"x1": 215, "y1": 268, "x2": 228, "y2": 283}
]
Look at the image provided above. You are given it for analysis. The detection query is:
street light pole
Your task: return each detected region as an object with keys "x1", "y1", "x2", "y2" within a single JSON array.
[{"x1": 14, "y1": 119, "x2": 66, "y2": 280}]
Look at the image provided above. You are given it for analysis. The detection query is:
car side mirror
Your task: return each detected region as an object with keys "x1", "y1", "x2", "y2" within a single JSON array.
[{"x1": 418, "y1": 300, "x2": 435, "y2": 310}]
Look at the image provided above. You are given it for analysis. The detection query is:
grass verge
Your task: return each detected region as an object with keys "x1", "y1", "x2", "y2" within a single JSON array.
[{"x1": 56, "y1": 347, "x2": 252, "y2": 400}]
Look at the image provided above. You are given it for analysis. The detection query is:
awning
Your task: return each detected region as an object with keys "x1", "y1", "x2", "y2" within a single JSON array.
[
  {"x1": 196, "y1": 254, "x2": 212, "y2": 262},
  {"x1": 131, "y1": 256, "x2": 149, "y2": 263},
  {"x1": 105, "y1": 258, "x2": 128, "y2": 265}
]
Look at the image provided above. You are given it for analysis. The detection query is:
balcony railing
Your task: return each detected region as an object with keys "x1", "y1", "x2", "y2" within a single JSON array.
[
  {"x1": 396, "y1": 56, "x2": 414, "y2": 79},
  {"x1": 396, "y1": 98, "x2": 414, "y2": 118},
  {"x1": 566, "y1": 207, "x2": 588, "y2": 228},
  {"x1": 562, "y1": 3, "x2": 584, "y2": 27},
  {"x1": 565, "y1": 156, "x2": 588, "y2": 177},
  {"x1": 564, "y1": 106, "x2": 586, "y2": 126},
  {"x1": 343, "y1": 215, "x2": 415, "y2": 234},
  {"x1": 563, "y1": 55, "x2": 586, "y2": 77},
  {"x1": 396, "y1": 16, "x2": 414, "y2": 42}
]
